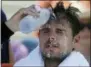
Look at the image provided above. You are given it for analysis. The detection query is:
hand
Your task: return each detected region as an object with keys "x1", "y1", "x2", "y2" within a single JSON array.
[{"x1": 5, "y1": 5, "x2": 39, "y2": 32}]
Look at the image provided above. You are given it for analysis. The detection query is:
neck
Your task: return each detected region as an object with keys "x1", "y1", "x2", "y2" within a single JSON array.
[
  {"x1": 42, "y1": 52, "x2": 70, "y2": 67},
  {"x1": 44, "y1": 58, "x2": 61, "y2": 67}
]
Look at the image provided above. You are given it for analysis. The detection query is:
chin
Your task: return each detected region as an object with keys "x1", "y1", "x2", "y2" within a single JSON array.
[{"x1": 42, "y1": 51, "x2": 60, "y2": 59}]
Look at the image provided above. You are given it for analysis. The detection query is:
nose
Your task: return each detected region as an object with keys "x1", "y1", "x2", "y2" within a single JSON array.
[{"x1": 49, "y1": 35, "x2": 56, "y2": 42}]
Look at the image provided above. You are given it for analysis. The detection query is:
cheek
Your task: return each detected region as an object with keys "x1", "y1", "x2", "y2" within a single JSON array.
[
  {"x1": 39, "y1": 35, "x2": 48, "y2": 49},
  {"x1": 58, "y1": 36, "x2": 72, "y2": 51}
]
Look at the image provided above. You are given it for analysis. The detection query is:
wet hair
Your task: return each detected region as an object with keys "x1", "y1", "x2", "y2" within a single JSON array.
[{"x1": 49, "y1": 2, "x2": 81, "y2": 37}]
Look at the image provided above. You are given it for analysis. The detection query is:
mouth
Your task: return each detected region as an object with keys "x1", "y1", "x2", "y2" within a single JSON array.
[
  {"x1": 43, "y1": 43, "x2": 60, "y2": 58},
  {"x1": 43, "y1": 44, "x2": 60, "y2": 58}
]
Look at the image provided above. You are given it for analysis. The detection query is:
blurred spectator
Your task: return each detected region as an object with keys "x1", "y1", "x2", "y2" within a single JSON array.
[
  {"x1": 1, "y1": 10, "x2": 14, "y2": 63},
  {"x1": 74, "y1": 22, "x2": 91, "y2": 64}
]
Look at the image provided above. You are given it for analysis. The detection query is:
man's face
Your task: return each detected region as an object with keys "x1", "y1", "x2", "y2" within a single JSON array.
[{"x1": 39, "y1": 19, "x2": 73, "y2": 59}]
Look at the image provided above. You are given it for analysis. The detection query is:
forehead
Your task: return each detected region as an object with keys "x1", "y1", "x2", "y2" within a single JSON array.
[{"x1": 40, "y1": 18, "x2": 70, "y2": 29}]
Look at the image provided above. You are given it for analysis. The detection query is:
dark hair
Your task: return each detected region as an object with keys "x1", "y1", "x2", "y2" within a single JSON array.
[
  {"x1": 80, "y1": 20, "x2": 91, "y2": 30},
  {"x1": 50, "y1": 2, "x2": 81, "y2": 36}
]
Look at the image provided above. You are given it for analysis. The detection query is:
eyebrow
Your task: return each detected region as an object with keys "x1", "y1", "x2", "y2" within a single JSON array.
[
  {"x1": 40, "y1": 24, "x2": 51, "y2": 30},
  {"x1": 40, "y1": 24, "x2": 67, "y2": 31}
]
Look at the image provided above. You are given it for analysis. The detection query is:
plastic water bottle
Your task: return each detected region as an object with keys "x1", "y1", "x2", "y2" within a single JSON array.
[{"x1": 19, "y1": 5, "x2": 50, "y2": 33}]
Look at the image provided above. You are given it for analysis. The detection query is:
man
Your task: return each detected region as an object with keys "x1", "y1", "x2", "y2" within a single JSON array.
[
  {"x1": 74, "y1": 23, "x2": 91, "y2": 64},
  {"x1": 7, "y1": 2, "x2": 89, "y2": 67}
]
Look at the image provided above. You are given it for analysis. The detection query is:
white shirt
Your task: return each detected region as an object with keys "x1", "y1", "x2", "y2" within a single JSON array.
[{"x1": 14, "y1": 46, "x2": 89, "y2": 67}]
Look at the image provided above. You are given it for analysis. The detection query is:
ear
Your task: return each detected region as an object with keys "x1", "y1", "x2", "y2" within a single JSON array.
[
  {"x1": 74, "y1": 34, "x2": 80, "y2": 43},
  {"x1": 73, "y1": 34, "x2": 81, "y2": 50}
]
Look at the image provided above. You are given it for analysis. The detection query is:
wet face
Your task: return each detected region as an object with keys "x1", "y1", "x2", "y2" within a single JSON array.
[{"x1": 39, "y1": 18, "x2": 73, "y2": 59}]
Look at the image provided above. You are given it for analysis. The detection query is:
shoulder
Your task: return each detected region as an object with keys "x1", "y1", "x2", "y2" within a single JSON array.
[{"x1": 59, "y1": 51, "x2": 89, "y2": 66}]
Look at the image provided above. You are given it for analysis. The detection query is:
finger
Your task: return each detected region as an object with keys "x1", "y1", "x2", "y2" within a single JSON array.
[
  {"x1": 23, "y1": 9, "x2": 39, "y2": 17},
  {"x1": 27, "y1": 5, "x2": 37, "y2": 13},
  {"x1": 24, "y1": 7, "x2": 39, "y2": 17},
  {"x1": 27, "y1": 5, "x2": 40, "y2": 16}
]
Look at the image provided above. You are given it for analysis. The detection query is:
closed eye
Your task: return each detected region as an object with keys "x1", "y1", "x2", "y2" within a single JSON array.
[
  {"x1": 40, "y1": 28, "x2": 50, "y2": 33},
  {"x1": 56, "y1": 29, "x2": 64, "y2": 34}
]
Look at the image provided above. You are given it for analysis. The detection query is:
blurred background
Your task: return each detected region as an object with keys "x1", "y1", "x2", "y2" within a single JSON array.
[
  {"x1": 2, "y1": 1, "x2": 90, "y2": 22},
  {"x1": 2, "y1": 1, "x2": 37, "y2": 19}
]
